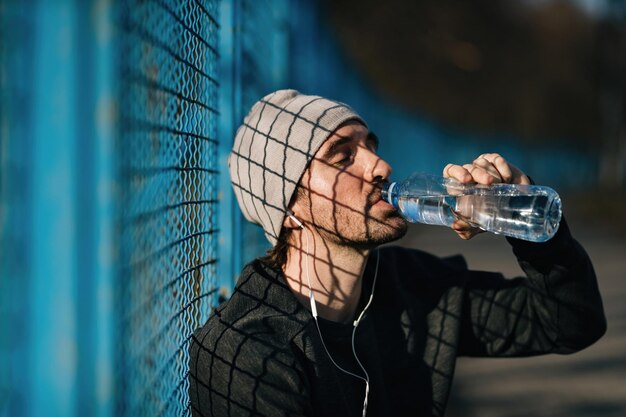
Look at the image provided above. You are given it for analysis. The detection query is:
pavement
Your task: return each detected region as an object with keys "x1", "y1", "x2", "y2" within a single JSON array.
[{"x1": 393, "y1": 207, "x2": 626, "y2": 417}]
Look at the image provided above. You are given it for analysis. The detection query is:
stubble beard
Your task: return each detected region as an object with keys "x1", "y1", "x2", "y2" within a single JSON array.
[{"x1": 317, "y1": 206, "x2": 408, "y2": 250}]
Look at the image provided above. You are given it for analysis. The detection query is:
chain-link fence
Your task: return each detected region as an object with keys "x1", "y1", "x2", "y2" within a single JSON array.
[
  {"x1": 1, "y1": 0, "x2": 292, "y2": 415},
  {"x1": 116, "y1": 1, "x2": 220, "y2": 416}
]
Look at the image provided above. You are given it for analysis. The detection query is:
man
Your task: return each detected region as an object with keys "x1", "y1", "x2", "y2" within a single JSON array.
[{"x1": 189, "y1": 90, "x2": 606, "y2": 417}]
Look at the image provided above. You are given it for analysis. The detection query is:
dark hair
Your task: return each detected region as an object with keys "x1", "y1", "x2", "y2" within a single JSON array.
[{"x1": 263, "y1": 227, "x2": 293, "y2": 270}]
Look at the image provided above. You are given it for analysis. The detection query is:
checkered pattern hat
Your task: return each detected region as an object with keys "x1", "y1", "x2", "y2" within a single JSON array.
[{"x1": 228, "y1": 89, "x2": 365, "y2": 245}]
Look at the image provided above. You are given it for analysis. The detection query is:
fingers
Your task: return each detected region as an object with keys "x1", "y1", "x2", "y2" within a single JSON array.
[
  {"x1": 443, "y1": 163, "x2": 473, "y2": 183},
  {"x1": 468, "y1": 153, "x2": 507, "y2": 184},
  {"x1": 475, "y1": 153, "x2": 512, "y2": 183},
  {"x1": 443, "y1": 161, "x2": 499, "y2": 185},
  {"x1": 462, "y1": 162, "x2": 496, "y2": 185},
  {"x1": 443, "y1": 152, "x2": 530, "y2": 240},
  {"x1": 473, "y1": 156, "x2": 505, "y2": 182},
  {"x1": 452, "y1": 219, "x2": 484, "y2": 240},
  {"x1": 445, "y1": 153, "x2": 530, "y2": 186}
]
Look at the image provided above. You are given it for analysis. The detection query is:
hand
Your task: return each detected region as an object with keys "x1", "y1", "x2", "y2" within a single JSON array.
[{"x1": 442, "y1": 153, "x2": 530, "y2": 240}]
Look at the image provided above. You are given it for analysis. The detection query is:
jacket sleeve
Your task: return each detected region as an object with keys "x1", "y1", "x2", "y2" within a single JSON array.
[
  {"x1": 458, "y1": 218, "x2": 607, "y2": 357},
  {"x1": 189, "y1": 323, "x2": 311, "y2": 417}
]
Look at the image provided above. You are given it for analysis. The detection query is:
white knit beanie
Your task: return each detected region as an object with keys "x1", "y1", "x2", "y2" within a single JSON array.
[{"x1": 228, "y1": 89, "x2": 366, "y2": 245}]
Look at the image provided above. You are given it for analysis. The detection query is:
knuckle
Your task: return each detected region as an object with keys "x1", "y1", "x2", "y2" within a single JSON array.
[{"x1": 494, "y1": 154, "x2": 506, "y2": 164}]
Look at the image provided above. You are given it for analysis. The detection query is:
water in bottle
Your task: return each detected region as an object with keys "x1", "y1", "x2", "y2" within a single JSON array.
[{"x1": 382, "y1": 173, "x2": 562, "y2": 242}]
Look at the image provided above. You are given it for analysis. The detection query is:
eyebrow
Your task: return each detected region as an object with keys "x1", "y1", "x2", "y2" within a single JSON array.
[{"x1": 322, "y1": 131, "x2": 379, "y2": 159}]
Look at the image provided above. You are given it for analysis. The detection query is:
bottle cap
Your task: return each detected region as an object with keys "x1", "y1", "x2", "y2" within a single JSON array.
[{"x1": 381, "y1": 182, "x2": 396, "y2": 205}]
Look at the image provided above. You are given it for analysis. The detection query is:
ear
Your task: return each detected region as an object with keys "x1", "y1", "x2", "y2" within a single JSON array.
[
  {"x1": 283, "y1": 210, "x2": 304, "y2": 230},
  {"x1": 283, "y1": 186, "x2": 308, "y2": 230}
]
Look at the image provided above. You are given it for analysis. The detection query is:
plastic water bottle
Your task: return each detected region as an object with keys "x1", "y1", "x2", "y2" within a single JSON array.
[{"x1": 382, "y1": 173, "x2": 562, "y2": 242}]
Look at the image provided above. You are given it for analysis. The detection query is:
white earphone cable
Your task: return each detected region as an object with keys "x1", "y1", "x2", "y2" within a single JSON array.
[{"x1": 300, "y1": 222, "x2": 379, "y2": 417}]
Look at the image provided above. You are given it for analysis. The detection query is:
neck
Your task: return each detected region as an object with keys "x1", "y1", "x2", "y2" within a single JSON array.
[{"x1": 283, "y1": 230, "x2": 370, "y2": 324}]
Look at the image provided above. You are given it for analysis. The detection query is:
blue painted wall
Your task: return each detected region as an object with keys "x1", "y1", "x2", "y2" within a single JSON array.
[{"x1": 1, "y1": 1, "x2": 117, "y2": 416}]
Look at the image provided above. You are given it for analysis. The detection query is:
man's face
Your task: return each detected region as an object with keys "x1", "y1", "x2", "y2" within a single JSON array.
[{"x1": 293, "y1": 121, "x2": 407, "y2": 248}]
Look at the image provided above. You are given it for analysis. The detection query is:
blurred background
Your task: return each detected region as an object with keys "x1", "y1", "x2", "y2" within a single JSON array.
[{"x1": 0, "y1": 0, "x2": 624, "y2": 416}]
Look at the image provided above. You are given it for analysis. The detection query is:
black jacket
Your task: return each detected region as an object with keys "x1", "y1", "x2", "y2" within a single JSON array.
[{"x1": 189, "y1": 220, "x2": 606, "y2": 417}]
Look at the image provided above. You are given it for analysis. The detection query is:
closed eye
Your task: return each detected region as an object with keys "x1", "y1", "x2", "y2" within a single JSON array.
[
  {"x1": 366, "y1": 132, "x2": 379, "y2": 152},
  {"x1": 334, "y1": 150, "x2": 354, "y2": 166}
]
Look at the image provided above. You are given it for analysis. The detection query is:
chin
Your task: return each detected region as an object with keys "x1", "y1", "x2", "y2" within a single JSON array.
[
  {"x1": 362, "y1": 216, "x2": 408, "y2": 246},
  {"x1": 382, "y1": 218, "x2": 409, "y2": 242},
  {"x1": 328, "y1": 210, "x2": 408, "y2": 248}
]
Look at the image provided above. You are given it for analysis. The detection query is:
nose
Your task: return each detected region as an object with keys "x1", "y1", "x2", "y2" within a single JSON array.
[{"x1": 363, "y1": 148, "x2": 392, "y2": 183}]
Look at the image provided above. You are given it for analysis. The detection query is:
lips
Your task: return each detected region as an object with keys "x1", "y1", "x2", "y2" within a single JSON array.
[
  {"x1": 367, "y1": 187, "x2": 395, "y2": 211},
  {"x1": 366, "y1": 186, "x2": 382, "y2": 205}
]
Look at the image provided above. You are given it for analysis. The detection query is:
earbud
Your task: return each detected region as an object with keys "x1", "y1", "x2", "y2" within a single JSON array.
[{"x1": 287, "y1": 211, "x2": 304, "y2": 229}]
